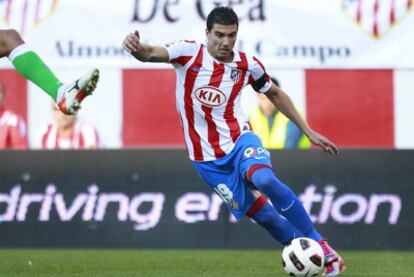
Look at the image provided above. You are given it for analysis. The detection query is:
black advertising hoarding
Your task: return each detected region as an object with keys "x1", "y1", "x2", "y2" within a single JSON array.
[{"x1": 0, "y1": 150, "x2": 413, "y2": 250}]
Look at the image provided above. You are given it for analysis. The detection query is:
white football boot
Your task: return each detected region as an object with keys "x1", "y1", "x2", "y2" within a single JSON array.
[{"x1": 58, "y1": 69, "x2": 100, "y2": 115}]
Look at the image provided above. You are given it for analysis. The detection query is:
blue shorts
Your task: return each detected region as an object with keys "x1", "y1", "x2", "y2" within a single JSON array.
[{"x1": 192, "y1": 132, "x2": 272, "y2": 220}]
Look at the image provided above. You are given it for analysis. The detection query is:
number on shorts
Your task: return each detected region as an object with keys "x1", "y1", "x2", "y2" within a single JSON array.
[{"x1": 214, "y1": 184, "x2": 233, "y2": 203}]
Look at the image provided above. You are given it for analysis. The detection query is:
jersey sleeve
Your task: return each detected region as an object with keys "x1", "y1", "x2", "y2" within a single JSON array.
[
  {"x1": 165, "y1": 40, "x2": 198, "y2": 66},
  {"x1": 248, "y1": 56, "x2": 272, "y2": 93}
]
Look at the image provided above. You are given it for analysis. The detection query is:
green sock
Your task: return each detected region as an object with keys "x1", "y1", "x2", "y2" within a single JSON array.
[{"x1": 12, "y1": 51, "x2": 63, "y2": 101}]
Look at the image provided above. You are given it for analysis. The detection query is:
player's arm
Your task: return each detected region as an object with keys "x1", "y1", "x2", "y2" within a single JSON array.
[
  {"x1": 122, "y1": 30, "x2": 169, "y2": 63},
  {"x1": 264, "y1": 84, "x2": 339, "y2": 154}
]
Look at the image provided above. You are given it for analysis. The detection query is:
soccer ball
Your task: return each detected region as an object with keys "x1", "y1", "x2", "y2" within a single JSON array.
[{"x1": 281, "y1": 238, "x2": 325, "y2": 276}]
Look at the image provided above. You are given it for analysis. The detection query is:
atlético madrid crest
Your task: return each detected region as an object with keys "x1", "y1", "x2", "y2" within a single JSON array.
[
  {"x1": 341, "y1": 0, "x2": 413, "y2": 39},
  {"x1": 230, "y1": 68, "x2": 242, "y2": 83},
  {"x1": 0, "y1": 0, "x2": 59, "y2": 35}
]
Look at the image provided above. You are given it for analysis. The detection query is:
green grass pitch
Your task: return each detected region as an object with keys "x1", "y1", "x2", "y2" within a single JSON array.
[{"x1": 0, "y1": 249, "x2": 413, "y2": 277}]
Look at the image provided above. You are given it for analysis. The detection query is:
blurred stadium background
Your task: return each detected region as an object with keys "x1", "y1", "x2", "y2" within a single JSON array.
[{"x1": 1, "y1": 0, "x2": 413, "y2": 276}]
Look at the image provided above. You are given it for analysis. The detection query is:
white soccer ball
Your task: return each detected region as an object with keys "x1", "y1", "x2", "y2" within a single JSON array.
[{"x1": 281, "y1": 238, "x2": 325, "y2": 276}]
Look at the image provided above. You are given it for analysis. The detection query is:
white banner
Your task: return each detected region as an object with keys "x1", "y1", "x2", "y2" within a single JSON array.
[{"x1": 1, "y1": 0, "x2": 413, "y2": 69}]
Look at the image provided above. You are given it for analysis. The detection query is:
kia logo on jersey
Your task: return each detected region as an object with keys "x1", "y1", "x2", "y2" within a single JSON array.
[{"x1": 194, "y1": 86, "x2": 226, "y2": 107}]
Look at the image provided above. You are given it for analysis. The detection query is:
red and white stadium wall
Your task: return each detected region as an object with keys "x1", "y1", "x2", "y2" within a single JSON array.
[{"x1": 1, "y1": 68, "x2": 413, "y2": 149}]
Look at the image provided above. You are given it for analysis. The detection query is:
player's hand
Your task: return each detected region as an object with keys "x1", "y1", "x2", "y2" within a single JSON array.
[
  {"x1": 122, "y1": 30, "x2": 142, "y2": 54},
  {"x1": 306, "y1": 129, "x2": 339, "y2": 154}
]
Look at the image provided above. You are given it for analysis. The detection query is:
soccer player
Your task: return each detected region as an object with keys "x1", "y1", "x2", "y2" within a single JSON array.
[
  {"x1": 0, "y1": 82, "x2": 27, "y2": 149},
  {"x1": 0, "y1": 29, "x2": 99, "y2": 115},
  {"x1": 37, "y1": 103, "x2": 101, "y2": 149},
  {"x1": 122, "y1": 7, "x2": 345, "y2": 276}
]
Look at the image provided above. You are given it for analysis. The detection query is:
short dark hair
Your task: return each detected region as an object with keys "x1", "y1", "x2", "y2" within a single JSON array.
[{"x1": 206, "y1": 7, "x2": 239, "y2": 31}]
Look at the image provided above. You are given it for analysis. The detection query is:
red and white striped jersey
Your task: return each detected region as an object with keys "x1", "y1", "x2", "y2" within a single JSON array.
[
  {"x1": 166, "y1": 40, "x2": 272, "y2": 161},
  {"x1": 38, "y1": 120, "x2": 100, "y2": 150},
  {"x1": 0, "y1": 108, "x2": 27, "y2": 149}
]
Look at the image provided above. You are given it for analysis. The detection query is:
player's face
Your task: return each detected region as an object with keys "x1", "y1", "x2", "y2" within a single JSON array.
[{"x1": 206, "y1": 23, "x2": 238, "y2": 63}]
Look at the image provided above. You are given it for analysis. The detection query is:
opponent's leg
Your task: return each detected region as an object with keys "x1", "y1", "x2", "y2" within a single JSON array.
[
  {"x1": 2, "y1": 29, "x2": 63, "y2": 100},
  {"x1": 246, "y1": 194, "x2": 303, "y2": 245},
  {"x1": 0, "y1": 29, "x2": 24, "y2": 57},
  {"x1": 2, "y1": 29, "x2": 99, "y2": 115}
]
